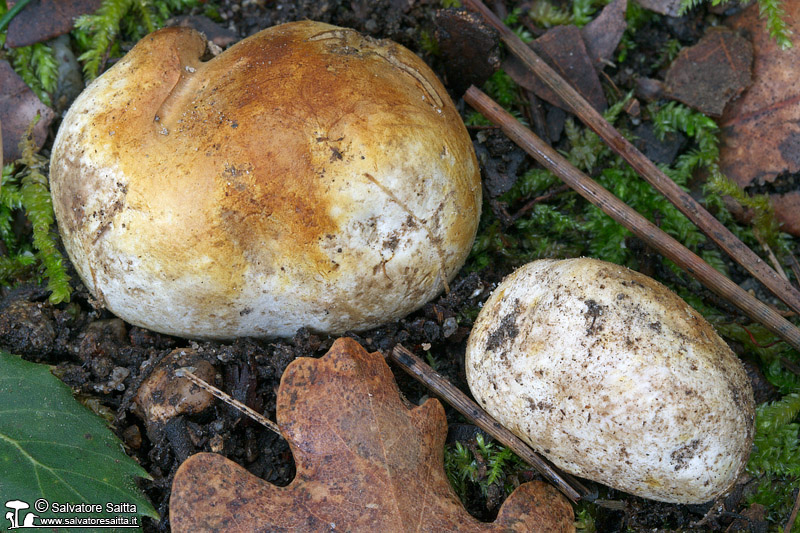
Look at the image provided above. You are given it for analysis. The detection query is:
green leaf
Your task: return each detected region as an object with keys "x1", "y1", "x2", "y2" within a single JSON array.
[{"x1": 0, "y1": 351, "x2": 157, "y2": 531}]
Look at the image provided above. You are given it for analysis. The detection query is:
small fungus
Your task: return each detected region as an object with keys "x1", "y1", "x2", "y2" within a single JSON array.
[{"x1": 466, "y1": 258, "x2": 755, "y2": 504}]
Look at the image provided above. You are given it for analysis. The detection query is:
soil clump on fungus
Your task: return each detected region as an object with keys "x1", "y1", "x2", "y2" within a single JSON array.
[{"x1": 1, "y1": 1, "x2": 798, "y2": 531}]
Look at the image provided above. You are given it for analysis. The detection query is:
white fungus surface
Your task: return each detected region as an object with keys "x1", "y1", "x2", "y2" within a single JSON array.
[{"x1": 466, "y1": 258, "x2": 754, "y2": 503}]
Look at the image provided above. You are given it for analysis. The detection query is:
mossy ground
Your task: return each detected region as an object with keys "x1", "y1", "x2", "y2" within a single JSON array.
[{"x1": 1, "y1": 1, "x2": 798, "y2": 531}]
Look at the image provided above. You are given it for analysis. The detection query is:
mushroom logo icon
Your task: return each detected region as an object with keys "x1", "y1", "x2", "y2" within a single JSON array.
[{"x1": 4, "y1": 500, "x2": 37, "y2": 529}]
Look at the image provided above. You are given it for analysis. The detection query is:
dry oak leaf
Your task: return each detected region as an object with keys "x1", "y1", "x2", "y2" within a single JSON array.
[
  {"x1": 664, "y1": 27, "x2": 753, "y2": 117},
  {"x1": 719, "y1": 1, "x2": 800, "y2": 236},
  {"x1": 5, "y1": 0, "x2": 102, "y2": 48},
  {"x1": 0, "y1": 60, "x2": 54, "y2": 164},
  {"x1": 504, "y1": 25, "x2": 607, "y2": 113},
  {"x1": 581, "y1": 0, "x2": 628, "y2": 72},
  {"x1": 434, "y1": 8, "x2": 500, "y2": 97},
  {"x1": 170, "y1": 337, "x2": 574, "y2": 532}
]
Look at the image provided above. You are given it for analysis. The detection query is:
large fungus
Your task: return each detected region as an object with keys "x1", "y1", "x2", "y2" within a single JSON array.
[{"x1": 50, "y1": 21, "x2": 481, "y2": 339}]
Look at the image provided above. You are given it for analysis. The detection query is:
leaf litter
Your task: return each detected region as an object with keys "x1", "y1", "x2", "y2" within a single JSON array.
[
  {"x1": 0, "y1": 1, "x2": 797, "y2": 531},
  {"x1": 170, "y1": 338, "x2": 574, "y2": 532},
  {"x1": 719, "y1": 1, "x2": 800, "y2": 236}
]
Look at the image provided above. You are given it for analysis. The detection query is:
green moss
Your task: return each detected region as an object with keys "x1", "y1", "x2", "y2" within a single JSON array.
[
  {"x1": 616, "y1": 2, "x2": 659, "y2": 63},
  {"x1": 465, "y1": 70, "x2": 529, "y2": 128},
  {"x1": 746, "y1": 393, "x2": 800, "y2": 528},
  {"x1": 705, "y1": 172, "x2": 787, "y2": 254},
  {"x1": 751, "y1": 393, "x2": 800, "y2": 474},
  {"x1": 74, "y1": 0, "x2": 199, "y2": 80},
  {"x1": 19, "y1": 159, "x2": 72, "y2": 304},
  {"x1": 0, "y1": 163, "x2": 36, "y2": 286},
  {"x1": 0, "y1": 122, "x2": 72, "y2": 303},
  {"x1": 484, "y1": 69, "x2": 519, "y2": 109},
  {"x1": 526, "y1": 0, "x2": 620, "y2": 30},
  {"x1": 7, "y1": 43, "x2": 58, "y2": 106},
  {"x1": 418, "y1": 28, "x2": 440, "y2": 56},
  {"x1": 444, "y1": 434, "x2": 525, "y2": 501},
  {"x1": 1, "y1": 164, "x2": 23, "y2": 246},
  {"x1": 652, "y1": 38, "x2": 682, "y2": 70},
  {"x1": 528, "y1": 0, "x2": 572, "y2": 28},
  {"x1": 0, "y1": 252, "x2": 37, "y2": 283},
  {"x1": 574, "y1": 505, "x2": 597, "y2": 532},
  {"x1": 570, "y1": 0, "x2": 612, "y2": 27},
  {"x1": 679, "y1": 0, "x2": 792, "y2": 49},
  {"x1": 749, "y1": 476, "x2": 800, "y2": 529}
]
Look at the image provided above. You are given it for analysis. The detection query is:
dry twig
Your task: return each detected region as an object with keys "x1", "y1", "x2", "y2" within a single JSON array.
[
  {"x1": 461, "y1": 0, "x2": 800, "y2": 318},
  {"x1": 389, "y1": 344, "x2": 591, "y2": 503},
  {"x1": 784, "y1": 487, "x2": 800, "y2": 533},
  {"x1": 174, "y1": 367, "x2": 282, "y2": 436},
  {"x1": 464, "y1": 86, "x2": 800, "y2": 356},
  {"x1": 790, "y1": 254, "x2": 800, "y2": 289},
  {"x1": 754, "y1": 233, "x2": 791, "y2": 282},
  {"x1": 510, "y1": 183, "x2": 570, "y2": 222}
]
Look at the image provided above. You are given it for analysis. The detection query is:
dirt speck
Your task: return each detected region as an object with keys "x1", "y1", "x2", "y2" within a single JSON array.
[
  {"x1": 584, "y1": 299, "x2": 606, "y2": 335},
  {"x1": 485, "y1": 300, "x2": 521, "y2": 352},
  {"x1": 670, "y1": 439, "x2": 701, "y2": 471}
]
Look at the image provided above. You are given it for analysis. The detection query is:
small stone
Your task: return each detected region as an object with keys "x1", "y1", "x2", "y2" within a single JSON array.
[
  {"x1": 442, "y1": 317, "x2": 458, "y2": 338},
  {"x1": 122, "y1": 424, "x2": 142, "y2": 450},
  {"x1": 209, "y1": 433, "x2": 225, "y2": 453}
]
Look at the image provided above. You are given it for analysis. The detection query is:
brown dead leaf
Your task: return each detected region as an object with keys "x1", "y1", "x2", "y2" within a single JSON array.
[
  {"x1": 719, "y1": 2, "x2": 800, "y2": 235},
  {"x1": 0, "y1": 60, "x2": 54, "y2": 164},
  {"x1": 724, "y1": 503, "x2": 766, "y2": 532},
  {"x1": 435, "y1": 8, "x2": 500, "y2": 96},
  {"x1": 635, "y1": 0, "x2": 683, "y2": 17},
  {"x1": 6, "y1": 0, "x2": 102, "y2": 48},
  {"x1": 504, "y1": 25, "x2": 607, "y2": 112},
  {"x1": 170, "y1": 338, "x2": 575, "y2": 533},
  {"x1": 581, "y1": 0, "x2": 628, "y2": 71},
  {"x1": 664, "y1": 27, "x2": 753, "y2": 117}
]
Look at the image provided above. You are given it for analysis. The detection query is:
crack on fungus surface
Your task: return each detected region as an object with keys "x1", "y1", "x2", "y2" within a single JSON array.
[
  {"x1": 363, "y1": 173, "x2": 450, "y2": 294},
  {"x1": 307, "y1": 28, "x2": 444, "y2": 111}
]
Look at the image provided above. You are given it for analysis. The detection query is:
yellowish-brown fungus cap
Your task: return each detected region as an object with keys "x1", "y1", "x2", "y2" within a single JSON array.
[{"x1": 50, "y1": 21, "x2": 481, "y2": 339}]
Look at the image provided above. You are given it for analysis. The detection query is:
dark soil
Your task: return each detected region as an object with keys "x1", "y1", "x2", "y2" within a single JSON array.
[{"x1": 0, "y1": 1, "x2": 785, "y2": 531}]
